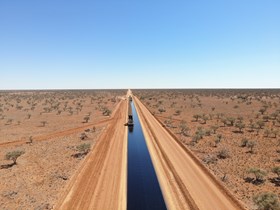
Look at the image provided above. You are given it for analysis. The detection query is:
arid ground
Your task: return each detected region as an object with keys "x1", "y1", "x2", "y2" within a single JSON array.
[
  {"x1": 133, "y1": 89, "x2": 280, "y2": 209},
  {"x1": 0, "y1": 90, "x2": 126, "y2": 209},
  {"x1": 1, "y1": 89, "x2": 279, "y2": 210}
]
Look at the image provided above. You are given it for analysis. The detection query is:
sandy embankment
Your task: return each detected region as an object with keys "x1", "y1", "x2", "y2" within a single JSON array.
[
  {"x1": 133, "y1": 95, "x2": 246, "y2": 210},
  {"x1": 54, "y1": 99, "x2": 128, "y2": 210}
]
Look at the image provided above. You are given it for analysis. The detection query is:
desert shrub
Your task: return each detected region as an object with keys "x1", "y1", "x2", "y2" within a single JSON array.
[
  {"x1": 263, "y1": 115, "x2": 270, "y2": 122},
  {"x1": 26, "y1": 136, "x2": 33, "y2": 144},
  {"x1": 5, "y1": 150, "x2": 25, "y2": 165},
  {"x1": 235, "y1": 122, "x2": 245, "y2": 132},
  {"x1": 83, "y1": 116, "x2": 90, "y2": 123},
  {"x1": 241, "y1": 138, "x2": 249, "y2": 147},
  {"x1": 237, "y1": 116, "x2": 244, "y2": 122},
  {"x1": 191, "y1": 134, "x2": 201, "y2": 144},
  {"x1": 221, "y1": 118, "x2": 228, "y2": 127},
  {"x1": 248, "y1": 123, "x2": 256, "y2": 131},
  {"x1": 217, "y1": 149, "x2": 229, "y2": 159},
  {"x1": 193, "y1": 114, "x2": 200, "y2": 122},
  {"x1": 80, "y1": 133, "x2": 88, "y2": 140},
  {"x1": 270, "y1": 112, "x2": 278, "y2": 120},
  {"x1": 40, "y1": 121, "x2": 47, "y2": 127},
  {"x1": 271, "y1": 129, "x2": 278, "y2": 138},
  {"x1": 175, "y1": 110, "x2": 181, "y2": 115},
  {"x1": 210, "y1": 125, "x2": 219, "y2": 134},
  {"x1": 253, "y1": 192, "x2": 280, "y2": 210},
  {"x1": 201, "y1": 114, "x2": 209, "y2": 124},
  {"x1": 264, "y1": 129, "x2": 270, "y2": 137},
  {"x1": 214, "y1": 134, "x2": 222, "y2": 147},
  {"x1": 247, "y1": 140, "x2": 257, "y2": 153},
  {"x1": 272, "y1": 167, "x2": 280, "y2": 178},
  {"x1": 248, "y1": 168, "x2": 267, "y2": 182},
  {"x1": 259, "y1": 107, "x2": 267, "y2": 115},
  {"x1": 179, "y1": 121, "x2": 189, "y2": 136},
  {"x1": 204, "y1": 129, "x2": 211, "y2": 136},
  {"x1": 256, "y1": 120, "x2": 265, "y2": 129},
  {"x1": 203, "y1": 155, "x2": 217, "y2": 164},
  {"x1": 195, "y1": 127, "x2": 205, "y2": 138},
  {"x1": 76, "y1": 143, "x2": 91, "y2": 154},
  {"x1": 102, "y1": 108, "x2": 111, "y2": 116},
  {"x1": 227, "y1": 117, "x2": 236, "y2": 126}
]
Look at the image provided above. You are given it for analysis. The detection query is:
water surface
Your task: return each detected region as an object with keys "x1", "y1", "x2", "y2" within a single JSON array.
[{"x1": 127, "y1": 101, "x2": 167, "y2": 210}]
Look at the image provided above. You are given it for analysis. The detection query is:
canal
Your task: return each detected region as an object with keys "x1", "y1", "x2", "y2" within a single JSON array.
[{"x1": 127, "y1": 100, "x2": 167, "y2": 210}]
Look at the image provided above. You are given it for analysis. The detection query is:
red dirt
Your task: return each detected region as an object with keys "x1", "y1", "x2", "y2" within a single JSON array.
[
  {"x1": 0, "y1": 90, "x2": 126, "y2": 210},
  {"x1": 133, "y1": 89, "x2": 280, "y2": 209},
  {"x1": 134, "y1": 94, "x2": 246, "y2": 210}
]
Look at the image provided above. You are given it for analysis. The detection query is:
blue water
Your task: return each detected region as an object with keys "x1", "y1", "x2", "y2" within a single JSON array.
[{"x1": 127, "y1": 101, "x2": 167, "y2": 210}]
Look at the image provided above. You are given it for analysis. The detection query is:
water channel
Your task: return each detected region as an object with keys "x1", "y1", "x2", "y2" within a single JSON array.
[{"x1": 127, "y1": 101, "x2": 167, "y2": 210}]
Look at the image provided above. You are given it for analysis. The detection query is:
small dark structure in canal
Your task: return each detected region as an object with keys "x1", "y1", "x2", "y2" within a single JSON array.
[{"x1": 127, "y1": 98, "x2": 134, "y2": 132}]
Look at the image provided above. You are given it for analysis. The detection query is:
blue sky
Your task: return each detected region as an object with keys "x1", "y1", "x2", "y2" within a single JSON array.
[{"x1": 0, "y1": 0, "x2": 279, "y2": 89}]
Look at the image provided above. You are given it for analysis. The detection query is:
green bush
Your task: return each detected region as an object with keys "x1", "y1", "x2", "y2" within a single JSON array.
[
  {"x1": 5, "y1": 150, "x2": 25, "y2": 164},
  {"x1": 248, "y1": 168, "x2": 267, "y2": 182},
  {"x1": 272, "y1": 167, "x2": 280, "y2": 178},
  {"x1": 253, "y1": 192, "x2": 280, "y2": 210},
  {"x1": 76, "y1": 143, "x2": 91, "y2": 154}
]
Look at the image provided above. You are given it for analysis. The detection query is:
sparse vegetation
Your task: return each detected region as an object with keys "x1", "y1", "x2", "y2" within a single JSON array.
[
  {"x1": 240, "y1": 138, "x2": 249, "y2": 147},
  {"x1": 74, "y1": 143, "x2": 91, "y2": 157},
  {"x1": 134, "y1": 89, "x2": 280, "y2": 207},
  {"x1": 217, "y1": 148, "x2": 229, "y2": 159},
  {"x1": 80, "y1": 132, "x2": 88, "y2": 140},
  {"x1": 102, "y1": 107, "x2": 112, "y2": 116},
  {"x1": 247, "y1": 140, "x2": 257, "y2": 153},
  {"x1": 83, "y1": 115, "x2": 90, "y2": 123},
  {"x1": 40, "y1": 121, "x2": 48, "y2": 127},
  {"x1": 5, "y1": 150, "x2": 25, "y2": 165},
  {"x1": 0, "y1": 89, "x2": 126, "y2": 208},
  {"x1": 253, "y1": 192, "x2": 280, "y2": 210},
  {"x1": 214, "y1": 134, "x2": 222, "y2": 147},
  {"x1": 235, "y1": 121, "x2": 245, "y2": 133},
  {"x1": 179, "y1": 120, "x2": 189, "y2": 136},
  {"x1": 248, "y1": 168, "x2": 267, "y2": 183},
  {"x1": 272, "y1": 167, "x2": 280, "y2": 178}
]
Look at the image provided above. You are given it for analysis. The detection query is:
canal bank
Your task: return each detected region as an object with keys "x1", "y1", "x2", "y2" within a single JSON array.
[{"x1": 132, "y1": 95, "x2": 247, "y2": 210}]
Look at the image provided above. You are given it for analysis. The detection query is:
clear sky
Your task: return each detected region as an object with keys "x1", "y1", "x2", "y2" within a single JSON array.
[{"x1": 0, "y1": 0, "x2": 279, "y2": 89}]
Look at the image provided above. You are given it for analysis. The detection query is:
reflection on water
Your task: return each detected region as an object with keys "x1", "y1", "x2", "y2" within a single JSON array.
[{"x1": 128, "y1": 125, "x2": 134, "y2": 133}]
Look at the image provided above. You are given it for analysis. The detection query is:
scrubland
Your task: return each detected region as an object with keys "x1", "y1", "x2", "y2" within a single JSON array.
[
  {"x1": 133, "y1": 89, "x2": 280, "y2": 209},
  {"x1": 0, "y1": 90, "x2": 126, "y2": 209}
]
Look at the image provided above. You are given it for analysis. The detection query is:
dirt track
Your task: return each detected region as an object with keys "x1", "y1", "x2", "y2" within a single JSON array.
[
  {"x1": 54, "y1": 99, "x2": 127, "y2": 210},
  {"x1": 133, "y1": 95, "x2": 246, "y2": 210},
  {"x1": 0, "y1": 118, "x2": 112, "y2": 148}
]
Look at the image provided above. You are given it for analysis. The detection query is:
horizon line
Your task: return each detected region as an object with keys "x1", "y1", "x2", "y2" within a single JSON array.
[{"x1": 0, "y1": 87, "x2": 279, "y2": 91}]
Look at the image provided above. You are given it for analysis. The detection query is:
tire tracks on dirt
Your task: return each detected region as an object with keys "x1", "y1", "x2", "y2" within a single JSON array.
[
  {"x1": 0, "y1": 101, "x2": 123, "y2": 148},
  {"x1": 54, "y1": 99, "x2": 127, "y2": 210},
  {"x1": 133, "y1": 95, "x2": 246, "y2": 210}
]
